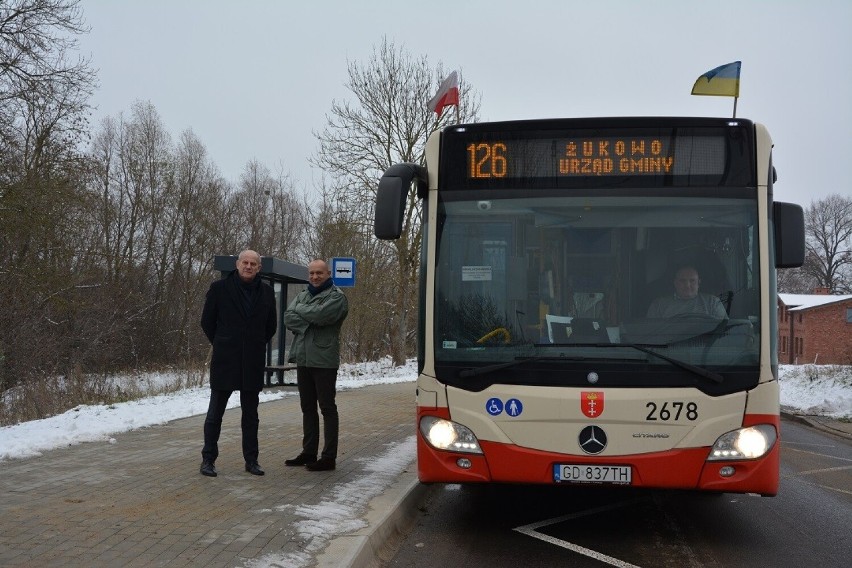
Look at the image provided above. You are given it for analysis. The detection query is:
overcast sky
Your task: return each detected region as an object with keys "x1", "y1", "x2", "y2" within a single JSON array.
[{"x1": 77, "y1": 0, "x2": 851, "y2": 206}]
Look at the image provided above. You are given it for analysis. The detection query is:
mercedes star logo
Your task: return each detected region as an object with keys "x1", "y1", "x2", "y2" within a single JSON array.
[{"x1": 579, "y1": 425, "x2": 607, "y2": 455}]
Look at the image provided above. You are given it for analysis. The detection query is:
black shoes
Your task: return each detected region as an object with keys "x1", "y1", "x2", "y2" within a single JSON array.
[
  {"x1": 201, "y1": 460, "x2": 264, "y2": 476},
  {"x1": 285, "y1": 454, "x2": 317, "y2": 466},
  {"x1": 283, "y1": 454, "x2": 335, "y2": 470},
  {"x1": 200, "y1": 460, "x2": 217, "y2": 477},
  {"x1": 306, "y1": 457, "x2": 336, "y2": 471}
]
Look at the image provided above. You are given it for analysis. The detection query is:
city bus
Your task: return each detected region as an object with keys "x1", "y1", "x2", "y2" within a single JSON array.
[{"x1": 374, "y1": 117, "x2": 804, "y2": 495}]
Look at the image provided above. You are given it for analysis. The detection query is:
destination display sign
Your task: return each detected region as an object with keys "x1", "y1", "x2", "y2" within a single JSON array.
[
  {"x1": 467, "y1": 136, "x2": 680, "y2": 179},
  {"x1": 440, "y1": 119, "x2": 755, "y2": 189}
]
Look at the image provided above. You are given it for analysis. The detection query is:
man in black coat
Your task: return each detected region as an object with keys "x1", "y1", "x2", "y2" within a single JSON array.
[{"x1": 199, "y1": 250, "x2": 277, "y2": 477}]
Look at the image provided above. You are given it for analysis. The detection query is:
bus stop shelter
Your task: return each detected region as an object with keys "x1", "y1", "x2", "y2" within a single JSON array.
[{"x1": 214, "y1": 255, "x2": 308, "y2": 387}]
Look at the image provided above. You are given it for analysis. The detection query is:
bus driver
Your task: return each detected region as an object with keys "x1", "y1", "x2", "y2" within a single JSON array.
[{"x1": 646, "y1": 264, "x2": 727, "y2": 319}]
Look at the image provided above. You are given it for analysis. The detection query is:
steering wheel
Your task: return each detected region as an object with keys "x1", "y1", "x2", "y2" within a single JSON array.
[{"x1": 669, "y1": 312, "x2": 723, "y2": 323}]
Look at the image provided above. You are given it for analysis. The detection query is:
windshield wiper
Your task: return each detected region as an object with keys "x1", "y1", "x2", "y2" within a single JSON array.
[
  {"x1": 546, "y1": 341, "x2": 723, "y2": 384},
  {"x1": 619, "y1": 343, "x2": 724, "y2": 384}
]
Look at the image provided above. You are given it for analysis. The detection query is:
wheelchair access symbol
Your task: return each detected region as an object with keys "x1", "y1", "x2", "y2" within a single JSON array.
[{"x1": 486, "y1": 397, "x2": 523, "y2": 417}]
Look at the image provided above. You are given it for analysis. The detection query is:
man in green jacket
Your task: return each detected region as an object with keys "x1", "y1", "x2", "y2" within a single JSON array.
[{"x1": 283, "y1": 259, "x2": 349, "y2": 471}]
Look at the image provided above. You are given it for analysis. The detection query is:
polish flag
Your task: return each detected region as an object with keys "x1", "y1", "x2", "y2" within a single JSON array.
[{"x1": 427, "y1": 71, "x2": 459, "y2": 117}]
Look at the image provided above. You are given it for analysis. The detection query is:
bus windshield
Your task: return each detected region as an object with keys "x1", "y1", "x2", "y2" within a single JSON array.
[{"x1": 434, "y1": 192, "x2": 760, "y2": 394}]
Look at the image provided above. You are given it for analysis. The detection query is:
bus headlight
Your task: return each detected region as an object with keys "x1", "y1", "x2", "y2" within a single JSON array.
[
  {"x1": 419, "y1": 415, "x2": 483, "y2": 454},
  {"x1": 707, "y1": 424, "x2": 777, "y2": 460}
]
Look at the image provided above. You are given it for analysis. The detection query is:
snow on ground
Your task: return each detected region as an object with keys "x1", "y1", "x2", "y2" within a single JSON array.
[
  {"x1": 778, "y1": 364, "x2": 852, "y2": 419},
  {"x1": 1, "y1": 360, "x2": 849, "y2": 462},
  {"x1": 0, "y1": 358, "x2": 417, "y2": 461}
]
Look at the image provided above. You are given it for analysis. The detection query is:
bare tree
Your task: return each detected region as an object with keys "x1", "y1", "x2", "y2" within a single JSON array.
[
  {"x1": 234, "y1": 160, "x2": 277, "y2": 248},
  {"x1": 0, "y1": 0, "x2": 94, "y2": 264},
  {"x1": 312, "y1": 37, "x2": 480, "y2": 365},
  {"x1": 0, "y1": 0, "x2": 94, "y2": 102},
  {"x1": 802, "y1": 194, "x2": 852, "y2": 294},
  {"x1": 0, "y1": 0, "x2": 95, "y2": 395},
  {"x1": 229, "y1": 159, "x2": 309, "y2": 261},
  {"x1": 158, "y1": 129, "x2": 228, "y2": 363},
  {"x1": 85, "y1": 107, "x2": 247, "y2": 367},
  {"x1": 266, "y1": 168, "x2": 309, "y2": 262},
  {"x1": 0, "y1": 0, "x2": 95, "y2": 185},
  {"x1": 777, "y1": 265, "x2": 816, "y2": 294}
]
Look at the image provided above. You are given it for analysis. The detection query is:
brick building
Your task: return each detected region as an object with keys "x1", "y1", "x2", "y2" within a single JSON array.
[{"x1": 777, "y1": 289, "x2": 852, "y2": 365}]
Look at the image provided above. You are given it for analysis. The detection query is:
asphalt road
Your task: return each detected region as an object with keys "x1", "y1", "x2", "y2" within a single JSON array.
[{"x1": 382, "y1": 417, "x2": 851, "y2": 568}]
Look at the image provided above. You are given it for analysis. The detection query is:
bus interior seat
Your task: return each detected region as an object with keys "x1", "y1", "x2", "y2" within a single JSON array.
[
  {"x1": 573, "y1": 292, "x2": 604, "y2": 319},
  {"x1": 690, "y1": 249, "x2": 734, "y2": 314}
]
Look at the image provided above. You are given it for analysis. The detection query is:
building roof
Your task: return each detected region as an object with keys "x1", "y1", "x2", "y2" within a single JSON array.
[{"x1": 778, "y1": 293, "x2": 852, "y2": 312}]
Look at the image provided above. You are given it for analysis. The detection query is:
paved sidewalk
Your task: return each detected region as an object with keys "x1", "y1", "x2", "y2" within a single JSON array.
[{"x1": 0, "y1": 382, "x2": 428, "y2": 568}]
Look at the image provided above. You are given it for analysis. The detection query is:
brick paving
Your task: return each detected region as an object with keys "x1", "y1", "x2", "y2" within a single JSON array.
[{"x1": 0, "y1": 382, "x2": 418, "y2": 567}]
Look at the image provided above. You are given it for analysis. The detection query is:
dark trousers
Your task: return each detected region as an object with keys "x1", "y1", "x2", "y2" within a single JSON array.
[
  {"x1": 296, "y1": 366, "x2": 339, "y2": 460},
  {"x1": 201, "y1": 389, "x2": 260, "y2": 463}
]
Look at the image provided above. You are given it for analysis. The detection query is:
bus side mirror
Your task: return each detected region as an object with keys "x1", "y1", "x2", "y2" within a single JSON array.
[
  {"x1": 773, "y1": 201, "x2": 805, "y2": 268},
  {"x1": 374, "y1": 163, "x2": 427, "y2": 240}
]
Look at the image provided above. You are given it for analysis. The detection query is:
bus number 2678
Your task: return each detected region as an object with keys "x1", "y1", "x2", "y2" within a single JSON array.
[{"x1": 645, "y1": 401, "x2": 698, "y2": 421}]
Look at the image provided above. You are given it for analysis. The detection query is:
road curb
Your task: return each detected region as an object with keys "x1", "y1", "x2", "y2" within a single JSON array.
[
  {"x1": 316, "y1": 466, "x2": 433, "y2": 568},
  {"x1": 782, "y1": 409, "x2": 852, "y2": 440}
]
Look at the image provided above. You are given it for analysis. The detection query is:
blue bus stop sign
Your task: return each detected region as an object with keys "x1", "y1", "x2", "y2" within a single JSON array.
[{"x1": 331, "y1": 257, "x2": 356, "y2": 287}]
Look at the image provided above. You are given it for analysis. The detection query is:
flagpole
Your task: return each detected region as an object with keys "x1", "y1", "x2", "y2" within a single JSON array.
[
  {"x1": 732, "y1": 96, "x2": 738, "y2": 119},
  {"x1": 455, "y1": 74, "x2": 460, "y2": 124}
]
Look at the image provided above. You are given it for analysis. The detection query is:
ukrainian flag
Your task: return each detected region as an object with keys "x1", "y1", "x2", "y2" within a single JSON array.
[{"x1": 691, "y1": 61, "x2": 741, "y2": 97}]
